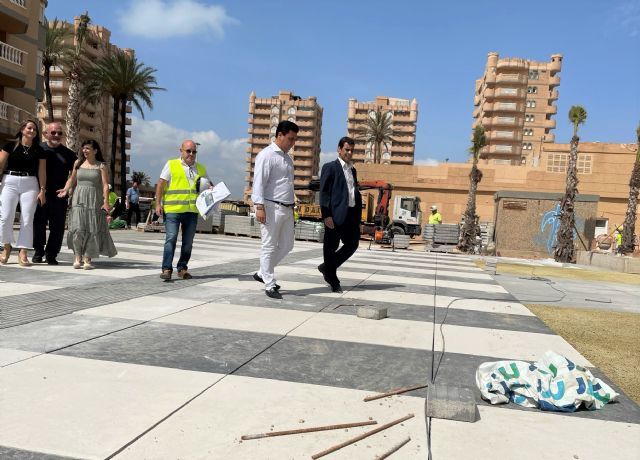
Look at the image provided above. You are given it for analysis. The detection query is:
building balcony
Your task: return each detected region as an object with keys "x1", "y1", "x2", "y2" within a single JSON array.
[
  {"x1": 296, "y1": 109, "x2": 317, "y2": 118},
  {"x1": 391, "y1": 156, "x2": 414, "y2": 165},
  {"x1": 481, "y1": 144, "x2": 517, "y2": 155},
  {"x1": 549, "y1": 89, "x2": 559, "y2": 101},
  {"x1": 544, "y1": 133, "x2": 555, "y2": 142},
  {"x1": 0, "y1": 100, "x2": 34, "y2": 137},
  {"x1": 248, "y1": 127, "x2": 270, "y2": 135},
  {"x1": 0, "y1": 1, "x2": 28, "y2": 34},
  {"x1": 495, "y1": 88, "x2": 525, "y2": 99},
  {"x1": 394, "y1": 124, "x2": 416, "y2": 133},
  {"x1": 126, "y1": 104, "x2": 132, "y2": 113},
  {"x1": 487, "y1": 131, "x2": 523, "y2": 142},
  {"x1": 548, "y1": 75, "x2": 561, "y2": 87},
  {"x1": 496, "y1": 59, "x2": 528, "y2": 71},
  {"x1": 392, "y1": 145, "x2": 414, "y2": 153},
  {"x1": 125, "y1": 117, "x2": 132, "y2": 125},
  {"x1": 543, "y1": 119, "x2": 556, "y2": 129},
  {"x1": 294, "y1": 160, "x2": 314, "y2": 168},
  {"x1": 251, "y1": 117, "x2": 270, "y2": 126},
  {"x1": 0, "y1": 41, "x2": 27, "y2": 87},
  {"x1": 295, "y1": 139, "x2": 313, "y2": 147},
  {"x1": 480, "y1": 116, "x2": 523, "y2": 127},
  {"x1": 252, "y1": 107, "x2": 272, "y2": 115},
  {"x1": 549, "y1": 59, "x2": 562, "y2": 73},
  {"x1": 293, "y1": 150, "x2": 314, "y2": 159},
  {"x1": 296, "y1": 119, "x2": 315, "y2": 128},
  {"x1": 544, "y1": 104, "x2": 558, "y2": 115},
  {"x1": 495, "y1": 74, "x2": 527, "y2": 85},
  {"x1": 125, "y1": 130, "x2": 131, "y2": 138},
  {"x1": 474, "y1": 94, "x2": 481, "y2": 105}
]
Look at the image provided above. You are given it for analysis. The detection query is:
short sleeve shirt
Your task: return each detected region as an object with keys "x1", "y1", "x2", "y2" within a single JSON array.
[
  {"x1": 2, "y1": 141, "x2": 45, "y2": 176},
  {"x1": 40, "y1": 142, "x2": 76, "y2": 193}
]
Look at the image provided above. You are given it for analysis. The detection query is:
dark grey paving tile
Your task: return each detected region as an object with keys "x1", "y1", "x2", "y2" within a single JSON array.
[
  {"x1": 0, "y1": 315, "x2": 139, "y2": 354},
  {"x1": 0, "y1": 446, "x2": 81, "y2": 460},
  {"x1": 53, "y1": 322, "x2": 281, "y2": 375}
]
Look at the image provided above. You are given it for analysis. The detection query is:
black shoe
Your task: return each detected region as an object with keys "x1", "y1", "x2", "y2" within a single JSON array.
[
  {"x1": 331, "y1": 283, "x2": 343, "y2": 293},
  {"x1": 265, "y1": 288, "x2": 282, "y2": 299},
  {"x1": 253, "y1": 272, "x2": 280, "y2": 290},
  {"x1": 318, "y1": 263, "x2": 339, "y2": 289},
  {"x1": 46, "y1": 257, "x2": 58, "y2": 265},
  {"x1": 32, "y1": 255, "x2": 44, "y2": 263},
  {"x1": 317, "y1": 263, "x2": 325, "y2": 274}
]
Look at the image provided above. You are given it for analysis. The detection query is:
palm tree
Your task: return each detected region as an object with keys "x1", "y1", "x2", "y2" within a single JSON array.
[
  {"x1": 360, "y1": 108, "x2": 394, "y2": 163},
  {"x1": 554, "y1": 105, "x2": 587, "y2": 262},
  {"x1": 63, "y1": 11, "x2": 91, "y2": 153},
  {"x1": 131, "y1": 170, "x2": 151, "y2": 187},
  {"x1": 84, "y1": 50, "x2": 163, "y2": 197},
  {"x1": 458, "y1": 125, "x2": 486, "y2": 253},
  {"x1": 620, "y1": 123, "x2": 640, "y2": 254},
  {"x1": 42, "y1": 18, "x2": 71, "y2": 122}
]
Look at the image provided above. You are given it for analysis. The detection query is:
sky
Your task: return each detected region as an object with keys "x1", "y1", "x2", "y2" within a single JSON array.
[{"x1": 46, "y1": 0, "x2": 640, "y2": 197}]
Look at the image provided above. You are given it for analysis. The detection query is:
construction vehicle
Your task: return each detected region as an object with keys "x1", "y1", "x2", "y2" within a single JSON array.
[
  {"x1": 358, "y1": 180, "x2": 422, "y2": 241},
  {"x1": 294, "y1": 179, "x2": 421, "y2": 242}
]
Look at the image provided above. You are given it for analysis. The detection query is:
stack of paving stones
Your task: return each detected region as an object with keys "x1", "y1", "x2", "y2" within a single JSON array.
[
  {"x1": 224, "y1": 215, "x2": 255, "y2": 236},
  {"x1": 393, "y1": 234, "x2": 411, "y2": 249},
  {"x1": 295, "y1": 220, "x2": 325, "y2": 242},
  {"x1": 212, "y1": 208, "x2": 245, "y2": 234},
  {"x1": 423, "y1": 223, "x2": 460, "y2": 252},
  {"x1": 0, "y1": 233, "x2": 638, "y2": 459},
  {"x1": 479, "y1": 221, "x2": 494, "y2": 248},
  {"x1": 196, "y1": 215, "x2": 214, "y2": 233}
]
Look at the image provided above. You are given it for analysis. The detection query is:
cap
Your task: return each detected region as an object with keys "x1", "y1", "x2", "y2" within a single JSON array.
[
  {"x1": 108, "y1": 184, "x2": 112, "y2": 190},
  {"x1": 431, "y1": 205, "x2": 437, "y2": 211}
]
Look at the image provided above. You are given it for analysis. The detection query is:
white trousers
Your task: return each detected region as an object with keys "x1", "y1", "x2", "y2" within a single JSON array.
[
  {"x1": 258, "y1": 200, "x2": 294, "y2": 289},
  {"x1": 0, "y1": 174, "x2": 39, "y2": 249}
]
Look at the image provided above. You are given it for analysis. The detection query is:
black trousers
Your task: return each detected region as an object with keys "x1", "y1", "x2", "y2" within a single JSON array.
[
  {"x1": 322, "y1": 206, "x2": 360, "y2": 280},
  {"x1": 33, "y1": 196, "x2": 69, "y2": 258},
  {"x1": 126, "y1": 202, "x2": 141, "y2": 227}
]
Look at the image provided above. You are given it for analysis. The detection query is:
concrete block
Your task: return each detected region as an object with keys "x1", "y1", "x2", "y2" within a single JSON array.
[
  {"x1": 425, "y1": 384, "x2": 479, "y2": 423},
  {"x1": 357, "y1": 306, "x2": 388, "y2": 320}
]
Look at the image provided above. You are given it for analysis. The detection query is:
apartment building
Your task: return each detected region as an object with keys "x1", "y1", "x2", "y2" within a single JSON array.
[
  {"x1": 346, "y1": 96, "x2": 418, "y2": 165},
  {"x1": 245, "y1": 90, "x2": 323, "y2": 203},
  {"x1": 0, "y1": 0, "x2": 47, "y2": 143},
  {"x1": 36, "y1": 17, "x2": 132, "y2": 189},
  {"x1": 472, "y1": 52, "x2": 562, "y2": 165}
]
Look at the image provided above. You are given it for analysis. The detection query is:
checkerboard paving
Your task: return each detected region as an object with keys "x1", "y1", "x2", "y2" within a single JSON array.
[{"x1": 1, "y1": 233, "x2": 639, "y2": 459}]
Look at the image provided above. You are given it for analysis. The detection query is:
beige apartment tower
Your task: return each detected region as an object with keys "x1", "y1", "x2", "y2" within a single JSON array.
[
  {"x1": 245, "y1": 90, "x2": 322, "y2": 203},
  {"x1": 0, "y1": 0, "x2": 47, "y2": 143},
  {"x1": 472, "y1": 52, "x2": 562, "y2": 165},
  {"x1": 36, "y1": 17, "x2": 132, "y2": 190},
  {"x1": 347, "y1": 96, "x2": 418, "y2": 165}
]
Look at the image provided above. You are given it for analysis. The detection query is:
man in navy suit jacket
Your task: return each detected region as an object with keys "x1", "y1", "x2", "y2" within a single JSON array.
[{"x1": 319, "y1": 137, "x2": 362, "y2": 292}]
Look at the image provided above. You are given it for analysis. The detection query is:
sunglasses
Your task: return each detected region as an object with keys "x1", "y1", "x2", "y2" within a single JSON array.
[
  {"x1": 184, "y1": 149, "x2": 197, "y2": 155},
  {"x1": 49, "y1": 131, "x2": 64, "y2": 135}
]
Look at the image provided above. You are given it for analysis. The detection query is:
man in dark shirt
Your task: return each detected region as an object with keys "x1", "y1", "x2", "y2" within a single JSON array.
[{"x1": 32, "y1": 122, "x2": 77, "y2": 264}]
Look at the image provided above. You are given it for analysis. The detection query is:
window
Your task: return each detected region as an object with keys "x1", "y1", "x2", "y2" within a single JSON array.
[
  {"x1": 270, "y1": 126, "x2": 277, "y2": 133},
  {"x1": 271, "y1": 116, "x2": 278, "y2": 124},
  {"x1": 525, "y1": 114, "x2": 535, "y2": 122},
  {"x1": 287, "y1": 107, "x2": 296, "y2": 115},
  {"x1": 524, "y1": 128, "x2": 533, "y2": 136},
  {"x1": 499, "y1": 88, "x2": 518, "y2": 96},
  {"x1": 271, "y1": 105, "x2": 279, "y2": 114},
  {"x1": 37, "y1": 51, "x2": 44, "y2": 76},
  {"x1": 526, "y1": 100, "x2": 537, "y2": 108},
  {"x1": 523, "y1": 142, "x2": 533, "y2": 150},
  {"x1": 528, "y1": 70, "x2": 539, "y2": 80},
  {"x1": 527, "y1": 86, "x2": 538, "y2": 94}
]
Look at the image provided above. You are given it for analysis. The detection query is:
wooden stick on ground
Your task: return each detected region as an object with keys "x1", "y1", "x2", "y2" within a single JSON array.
[
  {"x1": 374, "y1": 436, "x2": 411, "y2": 459},
  {"x1": 311, "y1": 413, "x2": 415, "y2": 460},
  {"x1": 241, "y1": 420, "x2": 377, "y2": 441},
  {"x1": 364, "y1": 384, "x2": 428, "y2": 402}
]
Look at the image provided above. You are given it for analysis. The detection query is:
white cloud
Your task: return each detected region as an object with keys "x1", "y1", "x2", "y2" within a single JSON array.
[
  {"x1": 414, "y1": 158, "x2": 440, "y2": 166},
  {"x1": 118, "y1": 0, "x2": 237, "y2": 39},
  {"x1": 611, "y1": 1, "x2": 640, "y2": 37},
  {"x1": 319, "y1": 151, "x2": 336, "y2": 171},
  {"x1": 129, "y1": 116, "x2": 247, "y2": 198}
]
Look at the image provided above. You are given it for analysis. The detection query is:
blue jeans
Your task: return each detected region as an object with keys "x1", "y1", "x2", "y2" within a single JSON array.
[{"x1": 162, "y1": 212, "x2": 197, "y2": 272}]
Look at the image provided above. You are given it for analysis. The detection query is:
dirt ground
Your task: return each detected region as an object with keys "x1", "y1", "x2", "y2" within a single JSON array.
[
  {"x1": 496, "y1": 262, "x2": 640, "y2": 285},
  {"x1": 526, "y1": 304, "x2": 640, "y2": 404}
]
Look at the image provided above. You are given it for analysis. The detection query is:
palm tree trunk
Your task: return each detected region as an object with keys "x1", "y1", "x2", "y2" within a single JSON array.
[
  {"x1": 554, "y1": 135, "x2": 580, "y2": 262},
  {"x1": 458, "y1": 163, "x2": 483, "y2": 253},
  {"x1": 44, "y1": 66, "x2": 54, "y2": 122},
  {"x1": 621, "y1": 158, "x2": 640, "y2": 254},
  {"x1": 65, "y1": 76, "x2": 81, "y2": 153},
  {"x1": 119, "y1": 97, "x2": 128, "y2": 202},
  {"x1": 109, "y1": 95, "x2": 119, "y2": 189}
]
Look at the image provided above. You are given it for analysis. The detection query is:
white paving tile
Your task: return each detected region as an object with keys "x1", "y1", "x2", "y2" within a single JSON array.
[
  {"x1": 0, "y1": 348, "x2": 39, "y2": 367},
  {"x1": 0, "y1": 281, "x2": 57, "y2": 297},
  {"x1": 116, "y1": 375, "x2": 427, "y2": 459},
  {"x1": 0, "y1": 354, "x2": 223, "y2": 459},
  {"x1": 74, "y1": 295, "x2": 207, "y2": 321},
  {"x1": 432, "y1": 404, "x2": 640, "y2": 460},
  {"x1": 154, "y1": 303, "x2": 316, "y2": 335}
]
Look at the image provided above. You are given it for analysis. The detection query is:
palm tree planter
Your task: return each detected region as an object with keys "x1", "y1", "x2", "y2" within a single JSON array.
[
  {"x1": 554, "y1": 106, "x2": 587, "y2": 263},
  {"x1": 620, "y1": 124, "x2": 640, "y2": 254},
  {"x1": 458, "y1": 125, "x2": 486, "y2": 253}
]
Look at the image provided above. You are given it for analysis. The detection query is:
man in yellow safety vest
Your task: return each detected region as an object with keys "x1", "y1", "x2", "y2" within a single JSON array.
[
  {"x1": 155, "y1": 139, "x2": 212, "y2": 280},
  {"x1": 428, "y1": 205, "x2": 442, "y2": 224}
]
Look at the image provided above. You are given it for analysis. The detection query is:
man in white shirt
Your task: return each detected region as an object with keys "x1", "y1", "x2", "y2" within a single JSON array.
[
  {"x1": 319, "y1": 137, "x2": 362, "y2": 292},
  {"x1": 251, "y1": 120, "x2": 298, "y2": 299}
]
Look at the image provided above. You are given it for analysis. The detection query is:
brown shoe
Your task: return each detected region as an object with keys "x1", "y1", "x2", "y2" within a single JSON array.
[
  {"x1": 160, "y1": 269, "x2": 172, "y2": 280},
  {"x1": 177, "y1": 269, "x2": 192, "y2": 280}
]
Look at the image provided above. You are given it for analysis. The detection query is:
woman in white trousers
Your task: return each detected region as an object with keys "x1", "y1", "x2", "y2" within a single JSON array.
[{"x1": 0, "y1": 119, "x2": 47, "y2": 266}]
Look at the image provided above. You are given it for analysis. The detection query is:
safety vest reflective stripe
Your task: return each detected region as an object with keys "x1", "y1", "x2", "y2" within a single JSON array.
[{"x1": 163, "y1": 159, "x2": 206, "y2": 214}]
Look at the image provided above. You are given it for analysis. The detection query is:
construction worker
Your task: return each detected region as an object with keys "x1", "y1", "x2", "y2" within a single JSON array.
[
  {"x1": 428, "y1": 205, "x2": 442, "y2": 224},
  {"x1": 616, "y1": 225, "x2": 623, "y2": 252}
]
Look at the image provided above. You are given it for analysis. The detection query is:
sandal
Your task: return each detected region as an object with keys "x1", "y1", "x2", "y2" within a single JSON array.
[
  {"x1": 0, "y1": 244, "x2": 11, "y2": 264},
  {"x1": 83, "y1": 258, "x2": 94, "y2": 270},
  {"x1": 18, "y1": 250, "x2": 32, "y2": 267}
]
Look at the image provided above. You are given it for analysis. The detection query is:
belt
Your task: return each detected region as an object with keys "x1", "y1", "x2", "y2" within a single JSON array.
[
  {"x1": 5, "y1": 171, "x2": 35, "y2": 177},
  {"x1": 265, "y1": 198, "x2": 295, "y2": 208}
]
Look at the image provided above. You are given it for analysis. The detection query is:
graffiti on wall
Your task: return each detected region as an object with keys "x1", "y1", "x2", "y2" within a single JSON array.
[{"x1": 539, "y1": 202, "x2": 582, "y2": 255}]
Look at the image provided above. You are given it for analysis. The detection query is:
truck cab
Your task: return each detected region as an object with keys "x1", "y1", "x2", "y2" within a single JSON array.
[{"x1": 391, "y1": 196, "x2": 422, "y2": 236}]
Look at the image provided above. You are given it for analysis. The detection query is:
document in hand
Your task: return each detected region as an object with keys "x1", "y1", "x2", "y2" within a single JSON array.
[{"x1": 196, "y1": 181, "x2": 231, "y2": 218}]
